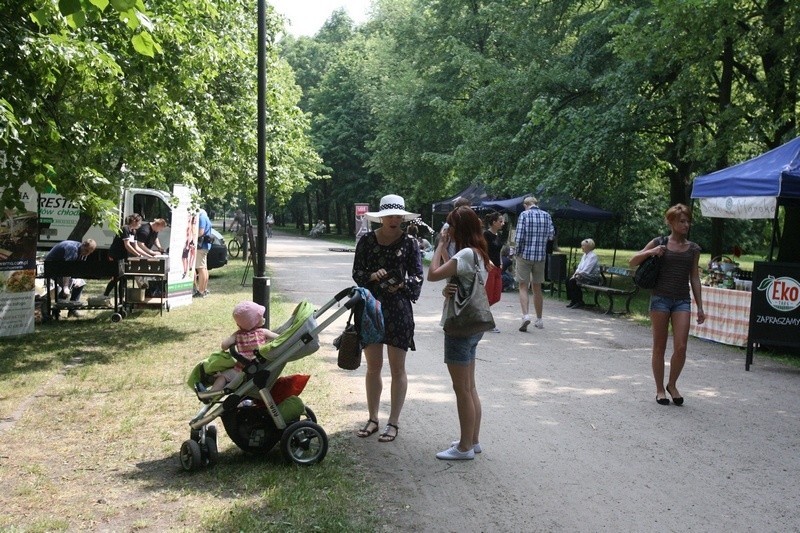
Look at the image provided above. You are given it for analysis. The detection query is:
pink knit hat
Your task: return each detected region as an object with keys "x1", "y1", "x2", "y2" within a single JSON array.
[{"x1": 233, "y1": 301, "x2": 265, "y2": 331}]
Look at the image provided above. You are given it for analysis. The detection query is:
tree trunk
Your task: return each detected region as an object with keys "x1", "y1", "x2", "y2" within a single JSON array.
[
  {"x1": 305, "y1": 194, "x2": 313, "y2": 231},
  {"x1": 776, "y1": 206, "x2": 800, "y2": 262},
  {"x1": 710, "y1": 218, "x2": 725, "y2": 260}
]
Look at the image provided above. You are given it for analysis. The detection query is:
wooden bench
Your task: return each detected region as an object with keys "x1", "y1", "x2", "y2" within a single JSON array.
[{"x1": 576, "y1": 266, "x2": 639, "y2": 315}]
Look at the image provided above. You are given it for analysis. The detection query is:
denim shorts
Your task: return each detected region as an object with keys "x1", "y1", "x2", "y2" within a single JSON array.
[
  {"x1": 650, "y1": 294, "x2": 691, "y2": 313},
  {"x1": 444, "y1": 332, "x2": 484, "y2": 366}
]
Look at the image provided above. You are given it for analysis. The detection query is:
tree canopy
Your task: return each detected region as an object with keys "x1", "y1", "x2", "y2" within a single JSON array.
[
  {"x1": 5, "y1": 0, "x2": 799, "y2": 256},
  {"x1": 280, "y1": 0, "x2": 799, "y2": 254},
  {"x1": 1, "y1": 0, "x2": 320, "y2": 222}
]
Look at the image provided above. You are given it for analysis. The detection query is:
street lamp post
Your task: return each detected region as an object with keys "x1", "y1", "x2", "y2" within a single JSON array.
[{"x1": 253, "y1": 0, "x2": 270, "y2": 326}]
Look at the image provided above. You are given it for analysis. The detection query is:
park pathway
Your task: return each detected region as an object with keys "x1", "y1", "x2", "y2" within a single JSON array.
[{"x1": 268, "y1": 233, "x2": 800, "y2": 532}]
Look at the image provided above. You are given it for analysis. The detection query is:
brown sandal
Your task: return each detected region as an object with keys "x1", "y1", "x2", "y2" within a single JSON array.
[
  {"x1": 356, "y1": 419, "x2": 379, "y2": 438},
  {"x1": 378, "y1": 423, "x2": 399, "y2": 442}
]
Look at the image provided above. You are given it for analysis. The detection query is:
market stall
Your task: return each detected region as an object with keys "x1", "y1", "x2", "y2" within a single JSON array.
[
  {"x1": 691, "y1": 137, "x2": 800, "y2": 367},
  {"x1": 691, "y1": 287, "x2": 752, "y2": 347}
]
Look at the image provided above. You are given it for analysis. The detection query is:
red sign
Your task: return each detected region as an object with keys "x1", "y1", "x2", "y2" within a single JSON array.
[{"x1": 355, "y1": 203, "x2": 371, "y2": 245}]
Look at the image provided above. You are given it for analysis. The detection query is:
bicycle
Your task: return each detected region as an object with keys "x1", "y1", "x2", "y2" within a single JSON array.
[
  {"x1": 228, "y1": 231, "x2": 245, "y2": 257},
  {"x1": 227, "y1": 234, "x2": 242, "y2": 258}
]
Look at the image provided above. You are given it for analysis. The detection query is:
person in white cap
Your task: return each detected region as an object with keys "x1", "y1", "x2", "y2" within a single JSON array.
[{"x1": 352, "y1": 194, "x2": 424, "y2": 443}]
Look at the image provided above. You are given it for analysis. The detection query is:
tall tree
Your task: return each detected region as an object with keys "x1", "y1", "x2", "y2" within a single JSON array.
[{"x1": 1, "y1": 0, "x2": 320, "y2": 220}]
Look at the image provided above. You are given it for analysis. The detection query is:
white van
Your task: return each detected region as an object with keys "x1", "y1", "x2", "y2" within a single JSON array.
[{"x1": 21, "y1": 183, "x2": 202, "y2": 309}]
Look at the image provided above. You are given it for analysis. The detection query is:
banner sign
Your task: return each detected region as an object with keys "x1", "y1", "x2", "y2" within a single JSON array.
[
  {"x1": 699, "y1": 196, "x2": 776, "y2": 219},
  {"x1": 746, "y1": 261, "x2": 800, "y2": 369},
  {"x1": 165, "y1": 184, "x2": 196, "y2": 308},
  {"x1": 0, "y1": 186, "x2": 38, "y2": 337},
  {"x1": 355, "y1": 203, "x2": 370, "y2": 246}
]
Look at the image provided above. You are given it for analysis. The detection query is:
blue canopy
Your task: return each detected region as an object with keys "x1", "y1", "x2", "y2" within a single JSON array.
[{"x1": 691, "y1": 137, "x2": 800, "y2": 218}]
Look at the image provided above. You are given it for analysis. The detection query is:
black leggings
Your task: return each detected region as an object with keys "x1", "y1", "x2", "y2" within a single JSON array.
[
  {"x1": 104, "y1": 277, "x2": 118, "y2": 297},
  {"x1": 566, "y1": 277, "x2": 582, "y2": 304}
]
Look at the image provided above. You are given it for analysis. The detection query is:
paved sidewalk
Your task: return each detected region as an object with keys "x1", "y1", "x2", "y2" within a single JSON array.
[{"x1": 269, "y1": 234, "x2": 800, "y2": 532}]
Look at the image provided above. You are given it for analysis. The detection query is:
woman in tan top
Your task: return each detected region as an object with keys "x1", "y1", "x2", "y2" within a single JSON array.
[{"x1": 630, "y1": 204, "x2": 705, "y2": 406}]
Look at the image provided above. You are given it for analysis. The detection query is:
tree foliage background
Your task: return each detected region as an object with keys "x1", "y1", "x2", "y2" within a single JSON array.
[
  {"x1": 281, "y1": 0, "x2": 799, "y2": 257},
  {"x1": 1, "y1": 0, "x2": 320, "y2": 224},
  {"x1": 3, "y1": 0, "x2": 799, "y2": 257}
]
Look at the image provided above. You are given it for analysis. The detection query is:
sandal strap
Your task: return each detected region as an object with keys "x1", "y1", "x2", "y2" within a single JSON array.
[
  {"x1": 385, "y1": 423, "x2": 399, "y2": 430},
  {"x1": 360, "y1": 419, "x2": 378, "y2": 430}
]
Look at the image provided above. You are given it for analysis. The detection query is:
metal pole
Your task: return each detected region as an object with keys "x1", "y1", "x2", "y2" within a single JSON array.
[{"x1": 253, "y1": 0, "x2": 270, "y2": 326}]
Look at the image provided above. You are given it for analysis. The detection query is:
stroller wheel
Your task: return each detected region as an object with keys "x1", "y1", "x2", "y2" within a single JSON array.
[
  {"x1": 280, "y1": 420, "x2": 328, "y2": 466},
  {"x1": 303, "y1": 406, "x2": 317, "y2": 423},
  {"x1": 204, "y1": 425, "x2": 219, "y2": 466},
  {"x1": 179, "y1": 439, "x2": 203, "y2": 472}
]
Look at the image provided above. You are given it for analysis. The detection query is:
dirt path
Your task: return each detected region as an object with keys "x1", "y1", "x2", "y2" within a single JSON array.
[{"x1": 269, "y1": 234, "x2": 800, "y2": 532}]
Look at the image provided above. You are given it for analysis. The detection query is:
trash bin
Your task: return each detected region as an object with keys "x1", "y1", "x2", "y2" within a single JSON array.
[{"x1": 546, "y1": 253, "x2": 567, "y2": 296}]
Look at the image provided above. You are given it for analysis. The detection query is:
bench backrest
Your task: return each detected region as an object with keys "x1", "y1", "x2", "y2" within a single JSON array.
[{"x1": 603, "y1": 266, "x2": 634, "y2": 277}]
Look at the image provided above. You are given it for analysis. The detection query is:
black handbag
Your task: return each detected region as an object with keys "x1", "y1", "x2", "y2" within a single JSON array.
[
  {"x1": 334, "y1": 314, "x2": 362, "y2": 370},
  {"x1": 443, "y1": 250, "x2": 496, "y2": 337},
  {"x1": 633, "y1": 236, "x2": 667, "y2": 289}
]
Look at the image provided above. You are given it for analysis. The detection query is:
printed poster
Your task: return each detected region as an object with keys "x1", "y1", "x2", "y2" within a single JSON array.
[
  {"x1": 355, "y1": 203, "x2": 370, "y2": 246},
  {"x1": 0, "y1": 187, "x2": 38, "y2": 337},
  {"x1": 165, "y1": 185, "x2": 197, "y2": 309}
]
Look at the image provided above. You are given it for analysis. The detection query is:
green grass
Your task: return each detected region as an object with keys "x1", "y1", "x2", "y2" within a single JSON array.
[{"x1": 0, "y1": 258, "x2": 379, "y2": 532}]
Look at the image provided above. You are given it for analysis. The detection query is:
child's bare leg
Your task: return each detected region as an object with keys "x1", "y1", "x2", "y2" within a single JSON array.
[{"x1": 209, "y1": 374, "x2": 227, "y2": 391}]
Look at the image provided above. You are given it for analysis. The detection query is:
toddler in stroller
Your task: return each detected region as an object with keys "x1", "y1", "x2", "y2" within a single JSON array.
[
  {"x1": 180, "y1": 288, "x2": 368, "y2": 471},
  {"x1": 196, "y1": 301, "x2": 278, "y2": 398}
]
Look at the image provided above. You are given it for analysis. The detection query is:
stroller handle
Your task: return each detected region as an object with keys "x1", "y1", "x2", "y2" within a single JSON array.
[{"x1": 338, "y1": 286, "x2": 364, "y2": 310}]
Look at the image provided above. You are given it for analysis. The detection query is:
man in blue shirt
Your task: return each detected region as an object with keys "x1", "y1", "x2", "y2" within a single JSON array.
[
  {"x1": 45, "y1": 239, "x2": 97, "y2": 316},
  {"x1": 514, "y1": 197, "x2": 554, "y2": 331},
  {"x1": 194, "y1": 209, "x2": 213, "y2": 298}
]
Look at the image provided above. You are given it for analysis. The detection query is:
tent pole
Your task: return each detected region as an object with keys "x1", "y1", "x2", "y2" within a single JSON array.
[{"x1": 768, "y1": 204, "x2": 780, "y2": 262}]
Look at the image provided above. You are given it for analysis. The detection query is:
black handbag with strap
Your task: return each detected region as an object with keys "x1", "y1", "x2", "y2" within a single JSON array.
[
  {"x1": 633, "y1": 236, "x2": 668, "y2": 289},
  {"x1": 334, "y1": 311, "x2": 362, "y2": 370}
]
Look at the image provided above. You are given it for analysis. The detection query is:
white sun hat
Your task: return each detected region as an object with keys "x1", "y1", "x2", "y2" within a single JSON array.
[{"x1": 365, "y1": 194, "x2": 420, "y2": 222}]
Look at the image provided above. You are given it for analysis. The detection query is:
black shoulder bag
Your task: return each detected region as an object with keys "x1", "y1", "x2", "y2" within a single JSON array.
[{"x1": 633, "y1": 236, "x2": 668, "y2": 289}]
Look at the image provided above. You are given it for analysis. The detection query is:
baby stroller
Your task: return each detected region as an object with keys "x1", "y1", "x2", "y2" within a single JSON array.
[{"x1": 180, "y1": 287, "x2": 365, "y2": 471}]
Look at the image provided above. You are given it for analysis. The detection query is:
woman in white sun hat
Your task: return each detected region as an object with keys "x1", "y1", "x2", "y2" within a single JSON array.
[{"x1": 352, "y1": 194, "x2": 424, "y2": 443}]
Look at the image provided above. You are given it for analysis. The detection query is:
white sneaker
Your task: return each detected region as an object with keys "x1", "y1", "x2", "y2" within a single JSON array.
[
  {"x1": 519, "y1": 315, "x2": 531, "y2": 332},
  {"x1": 451, "y1": 440, "x2": 482, "y2": 454},
  {"x1": 534, "y1": 318, "x2": 544, "y2": 329},
  {"x1": 436, "y1": 445, "x2": 475, "y2": 460}
]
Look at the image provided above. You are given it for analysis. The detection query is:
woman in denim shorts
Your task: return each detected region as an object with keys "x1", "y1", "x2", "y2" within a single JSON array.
[
  {"x1": 427, "y1": 206, "x2": 493, "y2": 460},
  {"x1": 630, "y1": 204, "x2": 705, "y2": 407}
]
